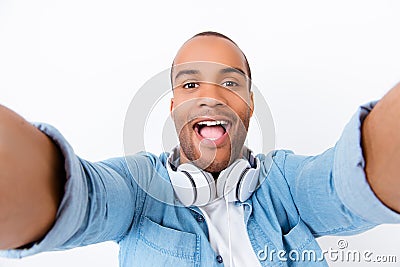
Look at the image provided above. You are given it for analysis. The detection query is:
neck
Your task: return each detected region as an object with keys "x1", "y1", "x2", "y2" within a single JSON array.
[
  {"x1": 177, "y1": 146, "x2": 245, "y2": 173},
  {"x1": 211, "y1": 172, "x2": 220, "y2": 181}
]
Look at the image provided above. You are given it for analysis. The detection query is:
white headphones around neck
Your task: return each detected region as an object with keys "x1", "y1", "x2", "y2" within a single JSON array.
[{"x1": 166, "y1": 146, "x2": 260, "y2": 207}]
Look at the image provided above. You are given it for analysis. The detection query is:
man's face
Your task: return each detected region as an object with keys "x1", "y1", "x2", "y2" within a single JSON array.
[{"x1": 170, "y1": 36, "x2": 254, "y2": 173}]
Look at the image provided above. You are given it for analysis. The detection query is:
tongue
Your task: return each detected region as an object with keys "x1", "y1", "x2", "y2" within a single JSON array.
[{"x1": 199, "y1": 125, "x2": 225, "y2": 139}]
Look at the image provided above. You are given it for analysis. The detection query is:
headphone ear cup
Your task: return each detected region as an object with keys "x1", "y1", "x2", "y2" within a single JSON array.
[
  {"x1": 216, "y1": 159, "x2": 251, "y2": 202},
  {"x1": 177, "y1": 163, "x2": 216, "y2": 206},
  {"x1": 167, "y1": 163, "x2": 197, "y2": 207},
  {"x1": 237, "y1": 157, "x2": 261, "y2": 202}
]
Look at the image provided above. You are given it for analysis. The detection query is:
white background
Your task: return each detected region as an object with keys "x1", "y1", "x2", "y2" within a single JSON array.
[{"x1": 1, "y1": 0, "x2": 400, "y2": 266}]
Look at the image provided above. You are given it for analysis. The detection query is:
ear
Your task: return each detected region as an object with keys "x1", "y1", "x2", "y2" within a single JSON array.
[
  {"x1": 170, "y1": 98, "x2": 175, "y2": 118},
  {"x1": 249, "y1": 91, "x2": 254, "y2": 117}
]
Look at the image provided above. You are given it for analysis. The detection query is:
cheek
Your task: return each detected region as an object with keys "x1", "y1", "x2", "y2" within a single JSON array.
[
  {"x1": 174, "y1": 117, "x2": 188, "y2": 137},
  {"x1": 231, "y1": 102, "x2": 251, "y2": 123},
  {"x1": 228, "y1": 92, "x2": 252, "y2": 112},
  {"x1": 172, "y1": 111, "x2": 193, "y2": 138}
]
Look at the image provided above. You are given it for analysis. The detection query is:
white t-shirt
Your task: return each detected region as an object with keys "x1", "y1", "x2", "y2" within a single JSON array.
[{"x1": 199, "y1": 198, "x2": 262, "y2": 267}]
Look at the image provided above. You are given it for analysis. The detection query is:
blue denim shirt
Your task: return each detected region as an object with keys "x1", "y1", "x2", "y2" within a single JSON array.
[{"x1": 1, "y1": 101, "x2": 400, "y2": 266}]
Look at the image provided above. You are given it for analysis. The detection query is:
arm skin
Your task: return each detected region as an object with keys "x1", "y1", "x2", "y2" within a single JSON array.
[
  {"x1": 0, "y1": 105, "x2": 65, "y2": 249},
  {"x1": 362, "y1": 82, "x2": 400, "y2": 213}
]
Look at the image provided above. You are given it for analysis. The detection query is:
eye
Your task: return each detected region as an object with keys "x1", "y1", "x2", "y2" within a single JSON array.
[
  {"x1": 182, "y1": 82, "x2": 199, "y2": 89},
  {"x1": 221, "y1": 81, "x2": 239, "y2": 87}
]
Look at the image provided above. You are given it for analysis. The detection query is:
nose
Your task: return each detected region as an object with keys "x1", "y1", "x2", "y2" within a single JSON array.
[{"x1": 196, "y1": 83, "x2": 227, "y2": 108}]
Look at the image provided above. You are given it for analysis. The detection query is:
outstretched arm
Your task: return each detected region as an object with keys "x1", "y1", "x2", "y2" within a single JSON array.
[
  {"x1": 362, "y1": 82, "x2": 400, "y2": 213},
  {"x1": 0, "y1": 105, "x2": 65, "y2": 249}
]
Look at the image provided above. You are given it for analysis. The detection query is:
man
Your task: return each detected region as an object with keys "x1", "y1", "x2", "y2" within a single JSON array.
[{"x1": 0, "y1": 31, "x2": 399, "y2": 266}]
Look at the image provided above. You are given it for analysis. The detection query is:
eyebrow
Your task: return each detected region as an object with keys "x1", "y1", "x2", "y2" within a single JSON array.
[
  {"x1": 219, "y1": 67, "x2": 247, "y2": 78},
  {"x1": 174, "y1": 69, "x2": 200, "y2": 81},
  {"x1": 174, "y1": 67, "x2": 247, "y2": 82}
]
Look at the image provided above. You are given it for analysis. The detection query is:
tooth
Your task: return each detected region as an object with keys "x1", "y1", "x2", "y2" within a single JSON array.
[{"x1": 197, "y1": 120, "x2": 228, "y2": 126}]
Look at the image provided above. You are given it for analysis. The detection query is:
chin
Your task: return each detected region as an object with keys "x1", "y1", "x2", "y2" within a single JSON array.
[
  {"x1": 202, "y1": 160, "x2": 230, "y2": 173},
  {"x1": 179, "y1": 129, "x2": 246, "y2": 172},
  {"x1": 191, "y1": 147, "x2": 239, "y2": 173}
]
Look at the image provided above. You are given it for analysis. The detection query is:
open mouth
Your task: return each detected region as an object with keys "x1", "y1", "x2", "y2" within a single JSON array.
[{"x1": 193, "y1": 120, "x2": 230, "y2": 141}]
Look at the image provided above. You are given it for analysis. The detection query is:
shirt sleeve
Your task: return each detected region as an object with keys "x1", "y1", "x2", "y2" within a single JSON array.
[
  {"x1": 0, "y1": 123, "x2": 138, "y2": 258},
  {"x1": 334, "y1": 101, "x2": 400, "y2": 224},
  {"x1": 276, "y1": 100, "x2": 400, "y2": 237}
]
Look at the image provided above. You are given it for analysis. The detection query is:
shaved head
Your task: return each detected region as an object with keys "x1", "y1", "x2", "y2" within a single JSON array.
[{"x1": 171, "y1": 31, "x2": 252, "y2": 90}]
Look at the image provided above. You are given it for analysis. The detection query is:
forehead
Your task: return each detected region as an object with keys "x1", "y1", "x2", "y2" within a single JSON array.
[{"x1": 173, "y1": 36, "x2": 247, "y2": 74}]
